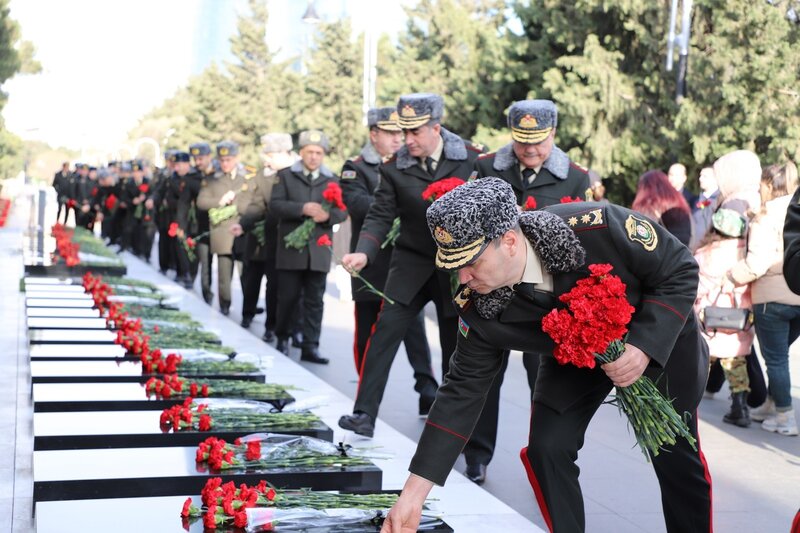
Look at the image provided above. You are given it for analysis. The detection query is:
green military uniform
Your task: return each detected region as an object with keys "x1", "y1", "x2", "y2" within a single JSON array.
[{"x1": 196, "y1": 156, "x2": 256, "y2": 312}]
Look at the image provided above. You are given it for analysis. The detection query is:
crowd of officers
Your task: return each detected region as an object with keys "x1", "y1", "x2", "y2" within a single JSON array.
[{"x1": 52, "y1": 92, "x2": 594, "y2": 490}]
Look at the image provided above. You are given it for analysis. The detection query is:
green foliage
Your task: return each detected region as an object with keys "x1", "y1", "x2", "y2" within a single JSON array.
[{"x1": 126, "y1": 0, "x2": 800, "y2": 203}]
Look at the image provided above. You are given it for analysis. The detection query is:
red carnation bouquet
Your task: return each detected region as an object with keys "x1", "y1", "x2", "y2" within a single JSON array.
[
  {"x1": 104, "y1": 193, "x2": 118, "y2": 212},
  {"x1": 284, "y1": 182, "x2": 346, "y2": 250},
  {"x1": 523, "y1": 197, "x2": 537, "y2": 211},
  {"x1": 421, "y1": 177, "x2": 465, "y2": 202},
  {"x1": 541, "y1": 263, "x2": 696, "y2": 459}
]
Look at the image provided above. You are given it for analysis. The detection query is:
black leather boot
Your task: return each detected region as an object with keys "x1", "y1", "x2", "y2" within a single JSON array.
[{"x1": 723, "y1": 391, "x2": 751, "y2": 427}]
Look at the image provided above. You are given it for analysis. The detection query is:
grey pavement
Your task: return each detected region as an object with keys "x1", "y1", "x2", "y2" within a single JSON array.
[{"x1": 3, "y1": 191, "x2": 799, "y2": 532}]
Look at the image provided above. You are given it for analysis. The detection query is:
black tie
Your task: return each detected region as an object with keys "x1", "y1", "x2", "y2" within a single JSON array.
[
  {"x1": 522, "y1": 167, "x2": 536, "y2": 186},
  {"x1": 425, "y1": 157, "x2": 436, "y2": 176}
]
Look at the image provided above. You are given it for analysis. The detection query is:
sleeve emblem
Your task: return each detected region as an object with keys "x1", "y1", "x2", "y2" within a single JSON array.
[{"x1": 625, "y1": 214, "x2": 658, "y2": 251}]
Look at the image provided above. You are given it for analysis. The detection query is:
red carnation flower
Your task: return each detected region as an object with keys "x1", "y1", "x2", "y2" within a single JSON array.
[
  {"x1": 523, "y1": 197, "x2": 537, "y2": 211},
  {"x1": 168, "y1": 222, "x2": 179, "y2": 237},
  {"x1": 104, "y1": 194, "x2": 117, "y2": 211},
  {"x1": 560, "y1": 196, "x2": 583, "y2": 203},
  {"x1": 321, "y1": 182, "x2": 346, "y2": 210},
  {"x1": 421, "y1": 177, "x2": 465, "y2": 202},
  {"x1": 316, "y1": 234, "x2": 332, "y2": 247},
  {"x1": 138, "y1": 184, "x2": 149, "y2": 194}
]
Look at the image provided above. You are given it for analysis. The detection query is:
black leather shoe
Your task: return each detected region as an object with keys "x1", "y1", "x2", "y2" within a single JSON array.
[
  {"x1": 300, "y1": 348, "x2": 329, "y2": 365},
  {"x1": 240, "y1": 316, "x2": 253, "y2": 328},
  {"x1": 255, "y1": 307, "x2": 265, "y2": 315},
  {"x1": 275, "y1": 338, "x2": 290, "y2": 355},
  {"x1": 291, "y1": 333, "x2": 303, "y2": 348},
  {"x1": 465, "y1": 463, "x2": 487, "y2": 485},
  {"x1": 419, "y1": 394, "x2": 435, "y2": 418},
  {"x1": 262, "y1": 330, "x2": 276, "y2": 343},
  {"x1": 338, "y1": 412, "x2": 375, "y2": 438},
  {"x1": 220, "y1": 306, "x2": 230, "y2": 316}
]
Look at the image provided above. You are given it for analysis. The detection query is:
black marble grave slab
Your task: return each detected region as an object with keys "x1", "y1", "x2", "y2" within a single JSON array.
[
  {"x1": 32, "y1": 446, "x2": 381, "y2": 503},
  {"x1": 32, "y1": 382, "x2": 293, "y2": 412},
  {"x1": 26, "y1": 307, "x2": 101, "y2": 318},
  {"x1": 27, "y1": 317, "x2": 108, "y2": 329},
  {"x1": 30, "y1": 360, "x2": 266, "y2": 384},
  {"x1": 28, "y1": 329, "x2": 117, "y2": 344},
  {"x1": 26, "y1": 297, "x2": 95, "y2": 308},
  {"x1": 29, "y1": 343, "x2": 129, "y2": 361},
  {"x1": 33, "y1": 410, "x2": 333, "y2": 450},
  {"x1": 35, "y1": 495, "x2": 454, "y2": 533},
  {"x1": 24, "y1": 263, "x2": 127, "y2": 276}
]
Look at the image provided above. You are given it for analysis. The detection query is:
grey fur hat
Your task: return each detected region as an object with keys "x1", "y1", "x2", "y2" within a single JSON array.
[
  {"x1": 508, "y1": 99, "x2": 558, "y2": 144},
  {"x1": 397, "y1": 93, "x2": 444, "y2": 129},
  {"x1": 298, "y1": 130, "x2": 330, "y2": 152},
  {"x1": 426, "y1": 177, "x2": 519, "y2": 270},
  {"x1": 260, "y1": 132, "x2": 293, "y2": 154},
  {"x1": 189, "y1": 142, "x2": 211, "y2": 156},
  {"x1": 216, "y1": 140, "x2": 239, "y2": 157},
  {"x1": 367, "y1": 107, "x2": 401, "y2": 131}
]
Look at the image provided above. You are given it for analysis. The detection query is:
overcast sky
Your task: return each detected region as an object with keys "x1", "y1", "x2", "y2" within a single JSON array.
[{"x1": 2, "y1": 0, "x2": 410, "y2": 154}]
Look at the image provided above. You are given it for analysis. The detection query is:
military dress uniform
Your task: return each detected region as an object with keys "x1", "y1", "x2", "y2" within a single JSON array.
[
  {"x1": 196, "y1": 144, "x2": 256, "y2": 314},
  {"x1": 469, "y1": 99, "x2": 593, "y2": 476},
  {"x1": 410, "y1": 178, "x2": 712, "y2": 533},
  {"x1": 188, "y1": 143, "x2": 216, "y2": 303},
  {"x1": 152, "y1": 153, "x2": 177, "y2": 273},
  {"x1": 270, "y1": 133, "x2": 347, "y2": 362},
  {"x1": 52, "y1": 167, "x2": 71, "y2": 224},
  {"x1": 340, "y1": 107, "x2": 437, "y2": 395},
  {"x1": 340, "y1": 94, "x2": 482, "y2": 433}
]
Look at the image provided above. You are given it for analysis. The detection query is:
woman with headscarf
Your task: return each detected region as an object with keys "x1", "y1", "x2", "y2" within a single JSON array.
[{"x1": 693, "y1": 150, "x2": 761, "y2": 428}]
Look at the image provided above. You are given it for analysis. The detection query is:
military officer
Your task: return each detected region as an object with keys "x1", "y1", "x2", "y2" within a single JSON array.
[
  {"x1": 53, "y1": 162, "x2": 71, "y2": 224},
  {"x1": 151, "y1": 152, "x2": 177, "y2": 273},
  {"x1": 468, "y1": 99, "x2": 593, "y2": 483},
  {"x1": 382, "y1": 177, "x2": 712, "y2": 533},
  {"x1": 158, "y1": 151, "x2": 196, "y2": 288},
  {"x1": 338, "y1": 93, "x2": 482, "y2": 437},
  {"x1": 340, "y1": 106, "x2": 437, "y2": 400},
  {"x1": 232, "y1": 133, "x2": 295, "y2": 336},
  {"x1": 270, "y1": 130, "x2": 346, "y2": 364},
  {"x1": 188, "y1": 142, "x2": 216, "y2": 302},
  {"x1": 196, "y1": 141, "x2": 256, "y2": 315}
]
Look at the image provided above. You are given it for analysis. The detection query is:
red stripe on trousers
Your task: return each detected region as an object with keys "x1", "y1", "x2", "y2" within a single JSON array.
[
  {"x1": 355, "y1": 300, "x2": 385, "y2": 398},
  {"x1": 520, "y1": 404, "x2": 553, "y2": 533},
  {"x1": 352, "y1": 306, "x2": 360, "y2": 373},
  {"x1": 694, "y1": 410, "x2": 714, "y2": 533}
]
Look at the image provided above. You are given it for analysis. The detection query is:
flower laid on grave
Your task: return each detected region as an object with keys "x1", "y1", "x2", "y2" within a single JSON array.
[
  {"x1": 316, "y1": 235, "x2": 395, "y2": 304},
  {"x1": 140, "y1": 351, "x2": 258, "y2": 376},
  {"x1": 541, "y1": 263, "x2": 696, "y2": 459},
  {"x1": 160, "y1": 398, "x2": 321, "y2": 433},
  {"x1": 143, "y1": 374, "x2": 293, "y2": 401},
  {"x1": 51, "y1": 223, "x2": 80, "y2": 266},
  {"x1": 194, "y1": 434, "x2": 376, "y2": 471},
  {"x1": 284, "y1": 182, "x2": 346, "y2": 250},
  {"x1": 181, "y1": 477, "x2": 407, "y2": 530}
]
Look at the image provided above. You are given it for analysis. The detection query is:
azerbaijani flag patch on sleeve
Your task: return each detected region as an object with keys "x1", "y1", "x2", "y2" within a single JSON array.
[{"x1": 458, "y1": 316, "x2": 470, "y2": 338}]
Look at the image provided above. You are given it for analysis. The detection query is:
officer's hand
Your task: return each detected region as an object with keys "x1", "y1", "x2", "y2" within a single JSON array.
[
  {"x1": 380, "y1": 475, "x2": 432, "y2": 533},
  {"x1": 302, "y1": 202, "x2": 323, "y2": 218},
  {"x1": 601, "y1": 343, "x2": 650, "y2": 388},
  {"x1": 342, "y1": 252, "x2": 368, "y2": 272},
  {"x1": 229, "y1": 223, "x2": 243, "y2": 237},
  {"x1": 80, "y1": 204, "x2": 90, "y2": 213},
  {"x1": 311, "y1": 210, "x2": 330, "y2": 223},
  {"x1": 220, "y1": 190, "x2": 236, "y2": 206},
  {"x1": 132, "y1": 197, "x2": 141, "y2": 205},
  {"x1": 144, "y1": 199, "x2": 154, "y2": 210},
  {"x1": 96, "y1": 213, "x2": 104, "y2": 222},
  {"x1": 119, "y1": 202, "x2": 128, "y2": 209}
]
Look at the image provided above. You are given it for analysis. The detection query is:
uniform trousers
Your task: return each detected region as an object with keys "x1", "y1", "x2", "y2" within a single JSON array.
[
  {"x1": 195, "y1": 242, "x2": 213, "y2": 301},
  {"x1": 353, "y1": 272, "x2": 456, "y2": 419},
  {"x1": 354, "y1": 301, "x2": 438, "y2": 398},
  {"x1": 157, "y1": 224, "x2": 173, "y2": 272},
  {"x1": 56, "y1": 201, "x2": 68, "y2": 225},
  {"x1": 241, "y1": 259, "x2": 266, "y2": 319},
  {"x1": 275, "y1": 269, "x2": 327, "y2": 349},
  {"x1": 216, "y1": 254, "x2": 236, "y2": 309},
  {"x1": 466, "y1": 350, "x2": 540, "y2": 465},
  {"x1": 521, "y1": 380, "x2": 712, "y2": 533}
]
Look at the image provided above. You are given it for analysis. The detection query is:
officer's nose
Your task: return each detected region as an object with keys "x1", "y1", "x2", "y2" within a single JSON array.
[{"x1": 458, "y1": 268, "x2": 473, "y2": 284}]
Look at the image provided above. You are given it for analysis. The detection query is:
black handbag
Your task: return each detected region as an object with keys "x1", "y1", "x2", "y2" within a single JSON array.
[{"x1": 700, "y1": 289, "x2": 754, "y2": 334}]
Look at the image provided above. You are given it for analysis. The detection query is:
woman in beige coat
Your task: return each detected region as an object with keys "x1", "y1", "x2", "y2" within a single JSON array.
[
  {"x1": 693, "y1": 150, "x2": 761, "y2": 427},
  {"x1": 730, "y1": 162, "x2": 800, "y2": 436}
]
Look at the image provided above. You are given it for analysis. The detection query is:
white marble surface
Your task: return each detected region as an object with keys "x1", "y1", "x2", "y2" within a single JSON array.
[{"x1": 113, "y1": 253, "x2": 542, "y2": 531}]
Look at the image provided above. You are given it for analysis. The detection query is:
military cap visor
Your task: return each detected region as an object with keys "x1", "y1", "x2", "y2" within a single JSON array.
[{"x1": 434, "y1": 233, "x2": 490, "y2": 271}]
